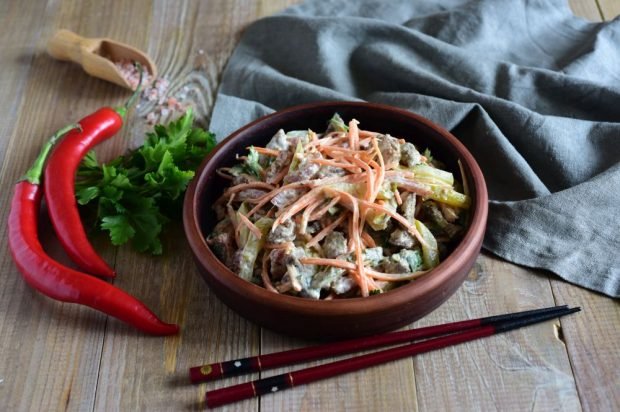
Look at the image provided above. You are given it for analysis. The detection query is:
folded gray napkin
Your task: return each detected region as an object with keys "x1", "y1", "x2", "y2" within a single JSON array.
[{"x1": 208, "y1": 0, "x2": 620, "y2": 298}]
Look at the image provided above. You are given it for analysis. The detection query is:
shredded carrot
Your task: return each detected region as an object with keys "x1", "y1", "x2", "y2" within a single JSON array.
[
  {"x1": 394, "y1": 188, "x2": 403, "y2": 205},
  {"x1": 305, "y1": 135, "x2": 348, "y2": 150},
  {"x1": 309, "y1": 195, "x2": 340, "y2": 221},
  {"x1": 361, "y1": 231, "x2": 376, "y2": 248},
  {"x1": 347, "y1": 213, "x2": 355, "y2": 253},
  {"x1": 310, "y1": 158, "x2": 361, "y2": 172},
  {"x1": 273, "y1": 187, "x2": 324, "y2": 228},
  {"x1": 306, "y1": 213, "x2": 347, "y2": 247},
  {"x1": 216, "y1": 182, "x2": 276, "y2": 204},
  {"x1": 286, "y1": 264, "x2": 303, "y2": 292},
  {"x1": 261, "y1": 253, "x2": 279, "y2": 293},
  {"x1": 344, "y1": 155, "x2": 375, "y2": 202},
  {"x1": 366, "y1": 268, "x2": 430, "y2": 282},
  {"x1": 348, "y1": 119, "x2": 360, "y2": 151},
  {"x1": 385, "y1": 169, "x2": 416, "y2": 179},
  {"x1": 267, "y1": 161, "x2": 292, "y2": 185},
  {"x1": 250, "y1": 147, "x2": 280, "y2": 156},
  {"x1": 370, "y1": 136, "x2": 385, "y2": 202},
  {"x1": 264, "y1": 241, "x2": 294, "y2": 250},
  {"x1": 332, "y1": 189, "x2": 368, "y2": 296},
  {"x1": 319, "y1": 145, "x2": 372, "y2": 160},
  {"x1": 246, "y1": 181, "x2": 309, "y2": 218},
  {"x1": 324, "y1": 187, "x2": 428, "y2": 248},
  {"x1": 300, "y1": 196, "x2": 325, "y2": 234},
  {"x1": 359, "y1": 130, "x2": 378, "y2": 138},
  {"x1": 237, "y1": 213, "x2": 262, "y2": 240},
  {"x1": 216, "y1": 168, "x2": 234, "y2": 180}
]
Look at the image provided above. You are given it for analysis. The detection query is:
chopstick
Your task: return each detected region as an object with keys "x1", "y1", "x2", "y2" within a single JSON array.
[
  {"x1": 190, "y1": 305, "x2": 568, "y2": 383},
  {"x1": 202, "y1": 306, "x2": 579, "y2": 408}
]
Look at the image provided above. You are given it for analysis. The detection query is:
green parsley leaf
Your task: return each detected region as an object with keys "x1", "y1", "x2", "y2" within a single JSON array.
[
  {"x1": 75, "y1": 109, "x2": 216, "y2": 255},
  {"x1": 101, "y1": 215, "x2": 136, "y2": 245},
  {"x1": 81, "y1": 150, "x2": 99, "y2": 169},
  {"x1": 76, "y1": 186, "x2": 99, "y2": 205}
]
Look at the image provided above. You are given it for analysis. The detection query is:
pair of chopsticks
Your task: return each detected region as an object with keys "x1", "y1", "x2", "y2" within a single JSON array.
[{"x1": 190, "y1": 305, "x2": 579, "y2": 408}]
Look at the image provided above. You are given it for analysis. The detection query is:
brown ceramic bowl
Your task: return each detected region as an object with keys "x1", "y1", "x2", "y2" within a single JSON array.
[{"x1": 183, "y1": 102, "x2": 488, "y2": 339}]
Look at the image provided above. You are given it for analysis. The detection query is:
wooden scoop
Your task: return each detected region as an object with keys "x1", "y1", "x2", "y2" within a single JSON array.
[{"x1": 47, "y1": 29, "x2": 157, "y2": 90}]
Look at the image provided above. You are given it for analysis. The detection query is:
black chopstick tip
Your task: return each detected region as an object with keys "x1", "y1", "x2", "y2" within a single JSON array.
[
  {"x1": 480, "y1": 305, "x2": 569, "y2": 326},
  {"x1": 494, "y1": 306, "x2": 580, "y2": 333}
]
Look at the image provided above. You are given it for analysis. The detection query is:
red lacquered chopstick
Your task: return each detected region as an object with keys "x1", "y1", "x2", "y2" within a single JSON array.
[
  {"x1": 190, "y1": 305, "x2": 567, "y2": 383},
  {"x1": 204, "y1": 307, "x2": 579, "y2": 408}
]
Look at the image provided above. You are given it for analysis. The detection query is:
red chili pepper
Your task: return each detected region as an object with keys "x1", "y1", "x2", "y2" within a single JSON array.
[
  {"x1": 43, "y1": 72, "x2": 141, "y2": 278},
  {"x1": 9, "y1": 126, "x2": 179, "y2": 336},
  {"x1": 44, "y1": 108, "x2": 122, "y2": 277}
]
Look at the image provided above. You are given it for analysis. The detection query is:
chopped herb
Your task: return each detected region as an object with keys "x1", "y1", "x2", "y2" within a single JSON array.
[{"x1": 75, "y1": 108, "x2": 216, "y2": 254}]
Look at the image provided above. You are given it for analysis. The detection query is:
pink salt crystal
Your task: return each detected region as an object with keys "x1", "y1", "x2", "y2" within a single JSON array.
[{"x1": 114, "y1": 59, "x2": 153, "y2": 90}]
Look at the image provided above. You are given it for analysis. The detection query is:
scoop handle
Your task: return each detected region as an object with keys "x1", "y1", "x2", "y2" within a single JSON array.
[{"x1": 47, "y1": 29, "x2": 99, "y2": 63}]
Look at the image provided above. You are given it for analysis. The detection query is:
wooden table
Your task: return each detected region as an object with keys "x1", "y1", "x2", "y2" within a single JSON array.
[{"x1": 1, "y1": 1, "x2": 618, "y2": 410}]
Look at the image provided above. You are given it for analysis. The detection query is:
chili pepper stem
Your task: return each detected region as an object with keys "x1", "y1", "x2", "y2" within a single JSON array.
[
  {"x1": 21, "y1": 124, "x2": 81, "y2": 185},
  {"x1": 115, "y1": 62, "x2": 144, "y2": 119}
]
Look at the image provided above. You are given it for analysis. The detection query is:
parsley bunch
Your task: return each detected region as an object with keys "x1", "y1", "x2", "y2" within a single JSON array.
[{"x1": 75, "y1": 109, "x2": 216, "y2": 254}]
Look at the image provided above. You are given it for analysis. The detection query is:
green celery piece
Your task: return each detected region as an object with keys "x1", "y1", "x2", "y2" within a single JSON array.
[
  {"x1": 375, "y1": 182, "x2": 400, "y2": 201},
  {"x1": 327, "y1": 113, "x2": 348, "y2": 132},
  {"x1": 288, "y1": 139, "x2": 304, "y2": 173},
  {"x1": 366, "y1": 197, "x2": 397, "y2": 231},
  {"x1": 413, "y1": 164, "x2": 454, "y2": 186},
  {"x1": 325, "y1": 182, "x2": 364, "y2": 197},
  {"x1": 426, "y1": 185, "x2": 471, "y2": 209},
  {"x1": 237, "y1": 217, "x2": 273, "y2": 281},
  {"x1": 415, "y1": 219, "x2": 439, "y2": 269},
  {"x1": 236, "y1": 202, "x2": 251, "y2": 247}
]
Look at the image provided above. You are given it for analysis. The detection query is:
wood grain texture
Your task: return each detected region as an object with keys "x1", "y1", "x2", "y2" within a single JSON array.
[
  {"x1": 568, "y1": 0, "x2": 603, "y2": 20},
  {"x1": 597, "y1": 0, "x2": 620, "y2": 20},
  {"x1": 0, "y1": 0, "x2": 617, "y2": 411}
]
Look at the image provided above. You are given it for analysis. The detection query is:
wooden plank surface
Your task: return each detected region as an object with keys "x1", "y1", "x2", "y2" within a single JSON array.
[{"x1": 0, "y1": 1, "x2": 618, "y2": 411}]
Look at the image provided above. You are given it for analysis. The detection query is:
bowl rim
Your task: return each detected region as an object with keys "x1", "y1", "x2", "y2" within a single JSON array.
[{"x1": 183, "y1": 101, "x2": 488, "y2": 316}]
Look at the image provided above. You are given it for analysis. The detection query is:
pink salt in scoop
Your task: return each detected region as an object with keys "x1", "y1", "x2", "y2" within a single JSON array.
[{"x1": 47, "y1": 29, "x2": 157, "y2": 90}]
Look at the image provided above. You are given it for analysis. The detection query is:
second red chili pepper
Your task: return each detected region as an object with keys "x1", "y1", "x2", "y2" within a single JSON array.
[
  {"x1": 44, "y1": 73, "x2": 141, "y2": 278},
  {"x1": 44, "y1": 108, "x2": 122, "y2": 277}
]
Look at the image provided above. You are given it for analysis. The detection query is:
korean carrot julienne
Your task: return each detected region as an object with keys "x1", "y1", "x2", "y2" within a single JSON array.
[{"x1": 208, "y1": 114, "x2": 471, "y2": 299}]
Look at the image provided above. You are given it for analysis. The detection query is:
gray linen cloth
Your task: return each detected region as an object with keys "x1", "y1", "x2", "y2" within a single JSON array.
[{"x1": 208, "y1": 0, "x2": 620, "y2": 298}]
